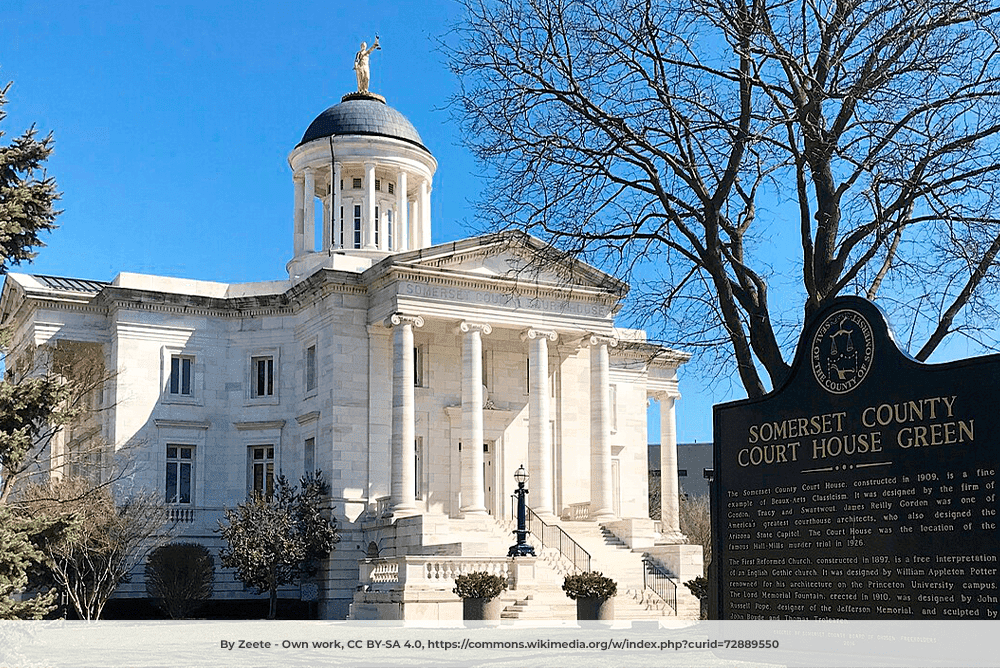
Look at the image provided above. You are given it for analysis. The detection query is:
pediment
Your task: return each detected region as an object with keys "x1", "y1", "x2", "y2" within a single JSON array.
[{"x1": 383, "y1": 232, "x2": 626, "y2": 295}]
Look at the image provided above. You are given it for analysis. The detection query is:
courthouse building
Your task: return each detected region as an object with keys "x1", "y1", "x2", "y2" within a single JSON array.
[{"x1": 0, "y1": 78, "x2": 700, "y2": 619}]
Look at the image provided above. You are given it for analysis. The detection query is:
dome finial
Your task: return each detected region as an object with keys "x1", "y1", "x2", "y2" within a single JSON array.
[{"x1": 354, "y1": 35, "x2": 381, "y2": 95}]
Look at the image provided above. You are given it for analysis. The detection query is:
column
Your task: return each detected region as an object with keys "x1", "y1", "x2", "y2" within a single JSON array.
[
  {"x1": 364, "y1": 162, "x2": 376, "y2": 249},
  {"x1": 387, "y1": 313, "x2": 424, "y2": 515},
  {"x1": 522, "y1": 328, "x2": 557, "y2": 517},
  {"x1": 408, "y1": 199, "x2": 418, "y2": 250},
  {"x1": 303, "y1": 167, "x2": 315, "y2": 253},
  {"x1": 589, "y1": 335, "x2": 618, "y2": 520},
  {"x1": 396, "y1": 170, "x2": 408, "y2": 251},
  {"x1": 293, "y1": 172, "x2": 304, "y2": 256},
  {"x1": 418, "y1": 178, "x2": 431, "y2": 248},
  {"x1": 333, "y1": 162, "x2": 342, "y2": 249},
  {"x1": 459, "y1": 321, "x2": 491, "y2": 516},
  {"x1": 657, "y1": 392, "x2": 686, "y2": 543},
  {"x1": 322, "y1": 191, "x2": 332, "y2": 251}
]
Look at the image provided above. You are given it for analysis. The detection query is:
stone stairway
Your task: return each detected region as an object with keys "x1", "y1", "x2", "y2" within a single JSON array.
[
  {"x1": 443, "y1": 514, "x2": 700, "y2": 620},
  {"x1": 551, "y1": 520, "x2": 687, "y2": 619}
]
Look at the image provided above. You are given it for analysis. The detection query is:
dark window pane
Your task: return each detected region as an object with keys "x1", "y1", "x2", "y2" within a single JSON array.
[
  {"x1": 170, "y1": 358, "x2": 179, "y2": 394},
  {"x1": 166, "y1": 463, "x2": 177, "y2": 503},
  {"x1": 179, "y1": 462, "x2": 191, "y2": 504}
]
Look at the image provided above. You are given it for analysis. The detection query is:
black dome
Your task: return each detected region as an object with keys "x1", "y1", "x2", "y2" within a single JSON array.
[{"x1": 298, "y1": 94, "x2": 429, "y2": 153}]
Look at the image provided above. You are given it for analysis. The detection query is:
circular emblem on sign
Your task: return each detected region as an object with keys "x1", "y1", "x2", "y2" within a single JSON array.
[{"x1": 811, "y1": 309, "x2": 874, "y2": 394}]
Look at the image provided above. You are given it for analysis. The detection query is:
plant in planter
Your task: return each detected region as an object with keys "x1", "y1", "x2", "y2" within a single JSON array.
[
  {"x1": 562, "y1": 571, "x2": 617, "y2": 620},
  {"x1": 453, "y1": 571, "x2": 509, "y2": 620}
]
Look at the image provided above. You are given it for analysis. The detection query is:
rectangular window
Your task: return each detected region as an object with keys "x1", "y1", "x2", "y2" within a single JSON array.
[
  {"x1": 304, "y1": 437, "x2": 315, "y2": 475},
  {"x1": 414, "y1": 345, "x2": 425, "y2": 387},
  {"x1": 374, "y1": 206, "x2": 380, "y2": 247},
  {"x1": 169, "y1": 355, "x2": 193, "y2": 396},
  {"x1": 388, "y1": 182, "x2": 394, "y2": 195},
  {"x1": 305, "y1": 345, "x2": 317, "y2": 392},
  {"x1": 250, "y1": 445, "x2": 275, "y2": 498},
  {"x1": 338, "y1": 206, "x2": 344, "y2": 248},
  {"x1": 251, "y1": 356, "x2": 274, "y2": 397},
  {"x1": 375, "y1": 178, "x2": 381, "y2": 192},
  {"x1": 353, "y1": 205, "x2": 362, "y2": 248},
  {"x1": 166, "y1": 445, "x2": 194, "y2": 504},
  {"x1": 352, "y1": 177, "x2": 362, "y2": 189}
]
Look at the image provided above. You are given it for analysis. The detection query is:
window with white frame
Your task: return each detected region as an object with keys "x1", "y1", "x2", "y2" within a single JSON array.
[
  {"x1": 353, "y1": 204, "x2": 362, "y2": 248},
  {"x1": 251, "y1": 355, "x2": 274, "y2": 398},
  {"x1": 249, "y1": 445, "x2": 274, "y2": 498},
  {"x1": 166, "y1": 445, "x2": 194, "y2": 504},
  {"x1": 374, "y1": 206, "x2": 380, "y2": 247},
  {"x1": 338, "y1": 206, "x2": 344, "y2": 248},
  {"x1": 305, "y1": 344, "x2": 317, "y2": 393},
  {"x1": 170, "y1": 355, "x2": 194, "y2": 396}
]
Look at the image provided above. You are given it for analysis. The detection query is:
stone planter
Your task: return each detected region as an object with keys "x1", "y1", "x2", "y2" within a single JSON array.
[
  {"x1": 463, "y1": 597, "x2": 503, "y2": 620},
  {"x1": 576, "y1": 597, "x2": 614, "y2": 620}
]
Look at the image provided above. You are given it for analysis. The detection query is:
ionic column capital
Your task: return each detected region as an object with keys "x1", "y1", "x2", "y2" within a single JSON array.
[
  {"x1": 587, "y1": 333, "x2": 619, "y2": 348},
  {"x1": 385, "y1": 313, "x2": 425, "y2": 329},
  {"x1": 648, "y1": 389, "x2": 681, "y2": 402},
  {"x1": 520, "y1": 328, "x2": 558, "y2": 343},
  {"x1": 457, "y1": 321, "x2": 492, "y2": 336}
]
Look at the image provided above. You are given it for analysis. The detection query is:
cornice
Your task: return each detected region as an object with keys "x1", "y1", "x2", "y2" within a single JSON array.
[
  {"x1": 296, "y1": 411, "x2": 321, "y2": 425},
  {"x1": 233, "y1": 420, "x2": 287, "y2": 431},
  {"x1": 612, "y1": 340, "x2": 692, "y2": 367},
  {"x1": 153, "y1": 419, "x2": 211, "y2": 430}
]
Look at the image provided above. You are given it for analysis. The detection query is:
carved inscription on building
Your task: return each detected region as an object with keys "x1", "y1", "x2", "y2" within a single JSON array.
[{"x1": 714, "y1": 298, "x2": 999, "y2": 619}]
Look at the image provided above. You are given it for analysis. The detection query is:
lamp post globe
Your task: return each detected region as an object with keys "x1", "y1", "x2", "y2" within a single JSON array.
[{"x1": 508, "y1": 464, "x2": 536, "y2": 557}]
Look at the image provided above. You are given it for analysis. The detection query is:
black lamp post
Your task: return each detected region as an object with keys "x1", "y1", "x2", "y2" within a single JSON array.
[{"x1": 508, "y1": 464, "x2": 536, "y2": 557}]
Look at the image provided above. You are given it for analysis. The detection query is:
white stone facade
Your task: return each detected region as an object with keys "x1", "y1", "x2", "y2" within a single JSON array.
[{"x1": 0, "y1": 91, "x2": 692, "y2": 619}]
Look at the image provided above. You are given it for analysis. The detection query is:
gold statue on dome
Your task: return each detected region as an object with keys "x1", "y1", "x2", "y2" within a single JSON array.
[{"x1": 354, "y1": 35, "x2": 380, "y2": 94}]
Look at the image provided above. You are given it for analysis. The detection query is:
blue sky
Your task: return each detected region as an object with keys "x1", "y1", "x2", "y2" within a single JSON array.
[{"x1": 0, "y1": 0, "x2": 726, "y2": 443}]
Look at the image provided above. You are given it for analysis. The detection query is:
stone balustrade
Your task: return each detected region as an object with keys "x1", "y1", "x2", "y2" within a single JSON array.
[
  {"x1": 359, "y1": 556, "x2": 515, "y2": 593},
  {"x1": 565, "y1": 502, "x2": 591, "y2": 521}
]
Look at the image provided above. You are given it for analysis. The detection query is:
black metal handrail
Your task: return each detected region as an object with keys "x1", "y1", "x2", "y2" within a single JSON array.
[
  {"x1": 642, "y1": 555, "x2": 678, "y2": 614},
  {"x1": 524, "y1": 506, "x2": 591, "y2": 573}
]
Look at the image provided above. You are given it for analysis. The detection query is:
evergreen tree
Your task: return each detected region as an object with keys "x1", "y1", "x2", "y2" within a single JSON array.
[
  {"x1": 218, "y1": 472, "x2": 339, "y2": 619},
  {"x1": 0, "y1": 76, "x2": 63, "y2": 618},
  {"x1": 0, "y1": 79, "x2": 59, "y2": 272}
]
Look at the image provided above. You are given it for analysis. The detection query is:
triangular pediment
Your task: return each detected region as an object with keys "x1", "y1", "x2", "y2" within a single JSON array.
[{"x1": 377, "y1": 231, "x2": 627, "y2": 295}]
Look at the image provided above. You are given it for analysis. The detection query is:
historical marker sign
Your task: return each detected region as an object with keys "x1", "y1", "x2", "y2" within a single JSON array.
[{"x1": 712, "y1": 297, "x2": 999, "y2": 619}]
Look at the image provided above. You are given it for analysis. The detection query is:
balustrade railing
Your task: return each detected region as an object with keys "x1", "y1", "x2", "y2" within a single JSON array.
[
  {"x1": 566, "y1": 502, "x2": 591, "y2": 521},
  {"x1": 525, "y1": 506, "x2": 591, "y2": 573},
  {"x1": 167, "y1": 507, "x2": 196, "y2": 523},
  {"x1": 359, "y1": 556, "x2": 513, "y2": 591},
  {"x1": 642, "y1": 555, "x2": 678, "y2": 614}
]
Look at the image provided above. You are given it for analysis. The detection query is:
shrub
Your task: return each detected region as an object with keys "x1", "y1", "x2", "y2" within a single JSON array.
[
  {"x1": 562, "y1": 571, "x2": 617, "y2": 600},
  {"x1": 145, "y1": 542, "x2": 215, "y2": 619},
  {"x1": 452, "y1": 571, "x2": 508, "y2": 600}
]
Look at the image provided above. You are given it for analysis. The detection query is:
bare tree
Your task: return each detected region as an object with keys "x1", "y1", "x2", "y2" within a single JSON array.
[
  {"x1": 0, "y1": 341, "x2": 123, "y2": 504},
  {"x1": 446, "y1": 0, "x2": 1000, "y2": 396},
  {"x1": 19, "y1": 478, "x2": 168, "y2": 620}
]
